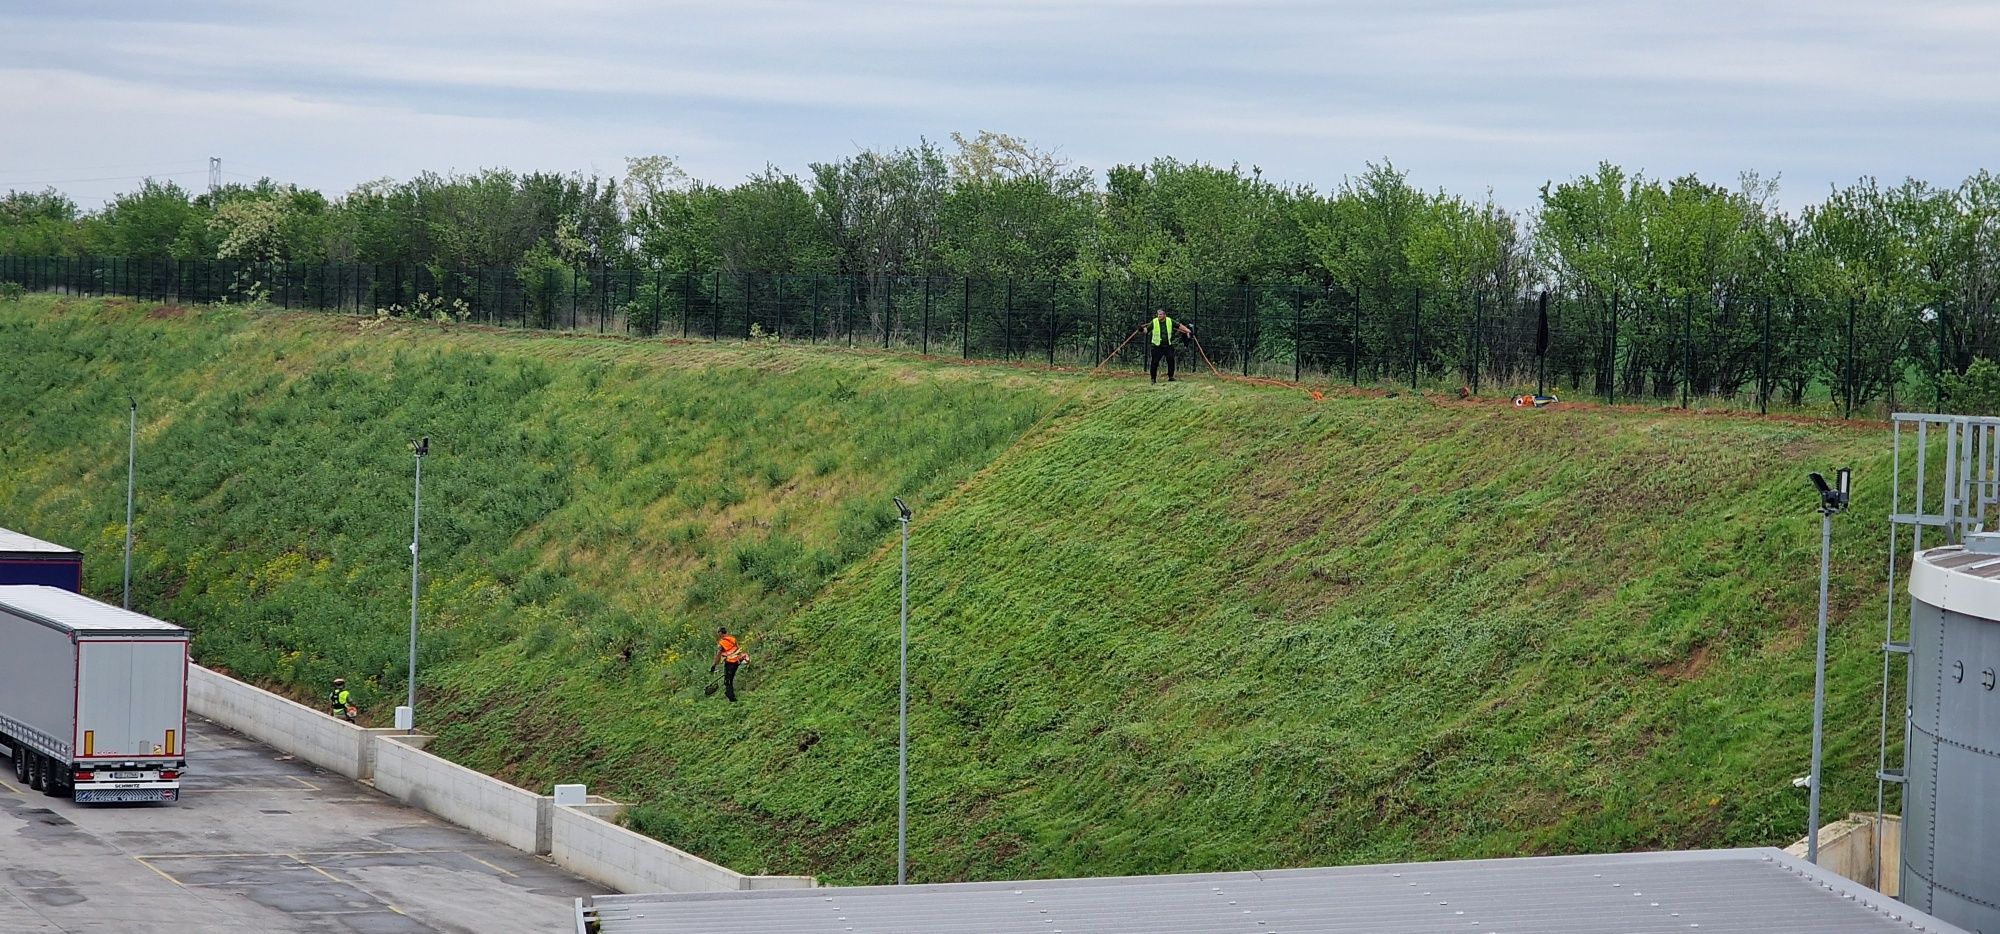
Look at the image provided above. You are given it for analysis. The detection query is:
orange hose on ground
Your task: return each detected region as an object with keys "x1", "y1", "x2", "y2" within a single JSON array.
[
  {"x1": 1093, "y1": 327, "x2": 1145, "y2": 371},
  {"x1": 1188, "y1": 334, "x2": 1324, "y2": 400}
]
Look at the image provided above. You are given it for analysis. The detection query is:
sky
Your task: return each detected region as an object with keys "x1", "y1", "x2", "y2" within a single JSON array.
[{"x1": 3, "y1": 0, "x2": 1999, "y2": 212}]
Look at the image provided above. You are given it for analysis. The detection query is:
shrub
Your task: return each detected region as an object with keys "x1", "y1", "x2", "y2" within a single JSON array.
[
  {"x1": 0, "y1": 281, "x2": 23, "y2": 302},
  {"x1": 1943, "y1": 358, "x2": 2000, "y2": 415}
]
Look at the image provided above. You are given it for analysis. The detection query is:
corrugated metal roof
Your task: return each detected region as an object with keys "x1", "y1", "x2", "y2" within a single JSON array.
[
  {"x1": 0, "y1": 585, "x2": 188, "y2": 635},
  {"x1": 580, "y1": 849, "x2": 1967, "y2": 934},
  {"x1": 0, "y1": 527, "x2": 80, "y2": 556}
]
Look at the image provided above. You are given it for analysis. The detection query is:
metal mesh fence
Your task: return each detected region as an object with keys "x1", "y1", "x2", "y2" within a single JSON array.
[{"x1": 0, "y1": 255, "x2": 1969, "y2": 416}]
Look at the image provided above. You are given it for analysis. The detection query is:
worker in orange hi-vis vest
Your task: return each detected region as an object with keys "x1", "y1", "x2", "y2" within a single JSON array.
[{"x1": 710, "y1": 627, "x2": 749, "y2": 702}]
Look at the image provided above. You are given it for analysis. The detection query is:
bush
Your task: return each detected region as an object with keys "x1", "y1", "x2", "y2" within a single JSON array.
[
  {"x1": 1942, "y1": 358, "x2": 2000, "y2": 415},
  {"x1": 0, "y1": 281, "x2": 23, "y2": 302}
]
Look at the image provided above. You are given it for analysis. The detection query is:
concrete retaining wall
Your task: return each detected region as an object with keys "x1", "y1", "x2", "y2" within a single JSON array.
[
  {"x1": 188, "y1": 665, "x2": 815, "y2": 893},
  {"x1": 550, "y1": 803, "x2": 814, "y2": 894},
  {"x1": 186, "y1": 665, "x2": 390, "y2": 780},
  {"x1": 1789, "y1": 813, "x2": 1902, "y2": 896},
  {"x1": 372, "y1": 734, "x2": 548, "y2": 855}
]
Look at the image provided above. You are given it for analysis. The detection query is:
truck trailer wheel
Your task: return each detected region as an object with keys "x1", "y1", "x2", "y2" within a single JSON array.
[
  {"x1": 9, "y1": 744, "x2": 21, "y2": 781},
  {"x1": 25, "y1": 752, "x2": 44, "y2": 792},
  {"x1": 41, "y1": 759, "x2": 65, "y2": 797}
]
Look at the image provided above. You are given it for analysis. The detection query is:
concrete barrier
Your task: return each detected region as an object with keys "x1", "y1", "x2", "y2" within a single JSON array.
[
  {"x1": 189, "y1": 665, "x2": 816, "y2": 892},
  {"x1": 1789, "y1": 813, "x2": 1902, "y2": 896},
  {"x1": 186, "y1": 665, "x2": 399, "y2": 780},
  {"x1": 550, "y1": 802, "x2": 815, "y2": 894},
  {"x1": 372, "y1": 734, "x2": 548, "y2": 855}
]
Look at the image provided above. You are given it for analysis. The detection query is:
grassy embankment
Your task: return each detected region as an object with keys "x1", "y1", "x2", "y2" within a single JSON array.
[{"x1": 0, "y1": 294, "x2": 1902, "y2": 885}]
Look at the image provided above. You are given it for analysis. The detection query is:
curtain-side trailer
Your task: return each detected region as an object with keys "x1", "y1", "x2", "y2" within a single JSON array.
[
  {"x1": 0, "y1": 585, "x2": 188, "y2": 803},
  {"x1": 0, "y1": 527, "x2": 84, "y2": 593}
]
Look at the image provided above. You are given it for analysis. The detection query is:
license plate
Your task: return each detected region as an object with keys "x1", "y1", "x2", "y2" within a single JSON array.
[{"x1": 107, "y1": 771, "x2": 149, "y2": 780}]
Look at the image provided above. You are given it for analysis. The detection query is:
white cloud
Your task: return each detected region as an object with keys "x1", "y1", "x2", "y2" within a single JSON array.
[{"x1": 3, "y1": 0, "x2": 1999, "y2": 210}]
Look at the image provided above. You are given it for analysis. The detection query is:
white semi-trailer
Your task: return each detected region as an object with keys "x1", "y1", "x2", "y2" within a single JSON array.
[{"x1": 0, "y1": 585, "x2": 188, "y2": 802}]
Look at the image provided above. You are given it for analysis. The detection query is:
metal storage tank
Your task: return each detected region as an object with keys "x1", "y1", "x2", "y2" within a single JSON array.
[{"x1": 1904, "y1": 538, "x2": 2000, "y2": 933}]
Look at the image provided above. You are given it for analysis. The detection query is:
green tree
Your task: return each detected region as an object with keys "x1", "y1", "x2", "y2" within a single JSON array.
[
  {"x1": 0, "y1": 189, "x2": 83, "y2": 256},
  {"x1": 90, "y1": 179, "x2": 205, "y2": 259},
  {"x1": 937, "y1": 132, "x2": 1095, "y2": 279}
]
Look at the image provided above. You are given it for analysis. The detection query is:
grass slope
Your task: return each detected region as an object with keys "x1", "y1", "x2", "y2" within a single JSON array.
[{"x1": 1, "y1": 296, "x2": 1900, "y2": 886}]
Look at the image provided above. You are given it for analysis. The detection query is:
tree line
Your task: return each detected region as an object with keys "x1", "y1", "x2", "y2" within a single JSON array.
[{"x1": 6, "y1": 132, "x2": 2000, "y2": 409}]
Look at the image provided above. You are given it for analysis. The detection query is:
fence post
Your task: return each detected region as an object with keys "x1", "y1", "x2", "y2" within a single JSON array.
[
  {"x1": 921, "y1": 277, "x2": 932, "y2": 355},
  {"x1": 810, "y1": 277, "x2": 822, "y2": 343},
  {"x1": 1293, "y1": 288, "x2": 1303, "y2": 382},
  {"x1": 1759, "y1": 296, "x2": 1771, "y2": 415},
  {"x1": 675, "y1": 272, "x2": 689, "y2": 338},
  {"x1": 883, "y1": 276, "x2": 894, "y2": 349},
  {"x1": 1937, "y1": 300, "x2": 1949, "y2": 411},
  {"x1": 649, "y1": 266, "x2": 662, "y2": 337},
  {"x1": 961, "y1": 278, "x2": 971, "y2": 359},
  {"x1": 1047, "y1": 283, "x2": 1058, "y2": 365},
  {"x1": 1004, "y1": 278, "x2": 1014, "y2": 359},
  {"x1": 1679, "y1": 294, "x2": 1693, "y2": 409},
  {"x1": 1844, "y1": 298, "x2": 1857, "y2": 418},
  {"x1": 1471, "y1": 292, "x2": 1483, "y2": 397},
  {"x1": 744, "y1": 273, "x2": 754, "y2": 340},
  {"x1": 713, "y1": 270, "x2": 722, "y2": 341},
  {"x1": 1190, "y1": 282, "x2": 1201, "y2": 354},
  {"x1": 1143, "y1": 281, "x2": 1154, "y2": 371},
  {"x1": 568, "y1": 266, "x2": 584, "y2": 330},
  {"x1": 1536, "y1": 292, "x2": 1549, "y2": 396},
  {"x1": 1095, "y1": 280, "x2": 1104, "y2": 365},
  {"x1": 1410, "y1": 286, "x2": 1421, "y2": 389},
  {"x1": 1242, "y1": 281, "x2": 1254, "y2": 376},
  {"x1": 1350, "y1": 291, "x2": 1360, "y2": 386}
]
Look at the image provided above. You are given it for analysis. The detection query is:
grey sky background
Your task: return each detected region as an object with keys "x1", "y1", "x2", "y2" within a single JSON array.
[{"x1": 3, "y1": 0, "x2": 1998, "y2": 211}]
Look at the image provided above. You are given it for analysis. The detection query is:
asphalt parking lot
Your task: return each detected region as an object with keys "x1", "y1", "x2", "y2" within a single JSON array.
[{"x1": 0, "y1": 718, "x2": 602, "y2": 933}]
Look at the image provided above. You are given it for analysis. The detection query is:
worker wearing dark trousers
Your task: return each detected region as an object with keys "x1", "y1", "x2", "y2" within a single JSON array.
[
  {"x1": 1148, "y1": 309, "x2": 1192, "y2": 383},
  {"x1": 711, "y1": 627, "x2": 747, "y2": 702},
  {"x1": 329, "y1": 678, "x2": 355, "y2": 722}
]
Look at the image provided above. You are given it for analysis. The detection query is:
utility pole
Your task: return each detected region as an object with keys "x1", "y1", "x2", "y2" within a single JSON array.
[
  {"x1": 408, "y1": 437, "x2": 429, "y2": 730},
  {"x1": 894, "y1": 496, "x2": 912, "y2": 885},
  {"x1": 123, "y1": 399, "x2": 136, "y2": 609},
  {"x1": 1806, "y1": 467, "x2": 1850, "y2": 864},
  {"x1": 208, "y1": 157, "x2": 221, "y2": 196}
]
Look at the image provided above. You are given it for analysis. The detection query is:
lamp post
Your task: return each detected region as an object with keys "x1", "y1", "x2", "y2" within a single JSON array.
[
  {"x1": 408, "y1": 436, "x2": 429, "y2": 730},
  {"x1": 894, "y1": 496, "x2": 911, "y2": 885},
  {"x1": 1806, "y1": 467, "x2": 1850, "y2": 864},
  {"x1": 123, "y1": 398, "x2": 136, "y2": 609}
]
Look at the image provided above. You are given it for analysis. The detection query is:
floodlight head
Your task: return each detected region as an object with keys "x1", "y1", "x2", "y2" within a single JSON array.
[
  {"x1": 1810, "y1": 469, "x2": 1850, "y2": 513},
  {"x1": 894, "y1": 497, "x2": 911, "y2": 522},
  {"x1": 413, "y1": 436, "x2": 430, "y2": 457}
]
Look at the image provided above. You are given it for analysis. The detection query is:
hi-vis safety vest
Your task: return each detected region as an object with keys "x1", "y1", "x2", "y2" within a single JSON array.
[
  {"x1": 720, "y1": 635, "x2": 748, "y2": 664},
  {"x1": 331, "y1": 689, "x2": 350, "y2": 709},
  {"x1": 1151, "y1": 316, "x2": 1177, "y2": 346}
]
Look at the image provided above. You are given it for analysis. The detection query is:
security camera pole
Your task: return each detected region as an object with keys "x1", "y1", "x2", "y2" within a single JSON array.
[
  {"x1": 1806, "y1": 467, "x2": 1850, "y2": 864},
  {"x1": 894, "y1": 496, "x2": 912, "y2": 885},
  {"x1": 123, "y1": 398, "x2": 136, "y2": 610},
  {"x1": 409, "y1": 436, "x2": 430, "y2": 730}
]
